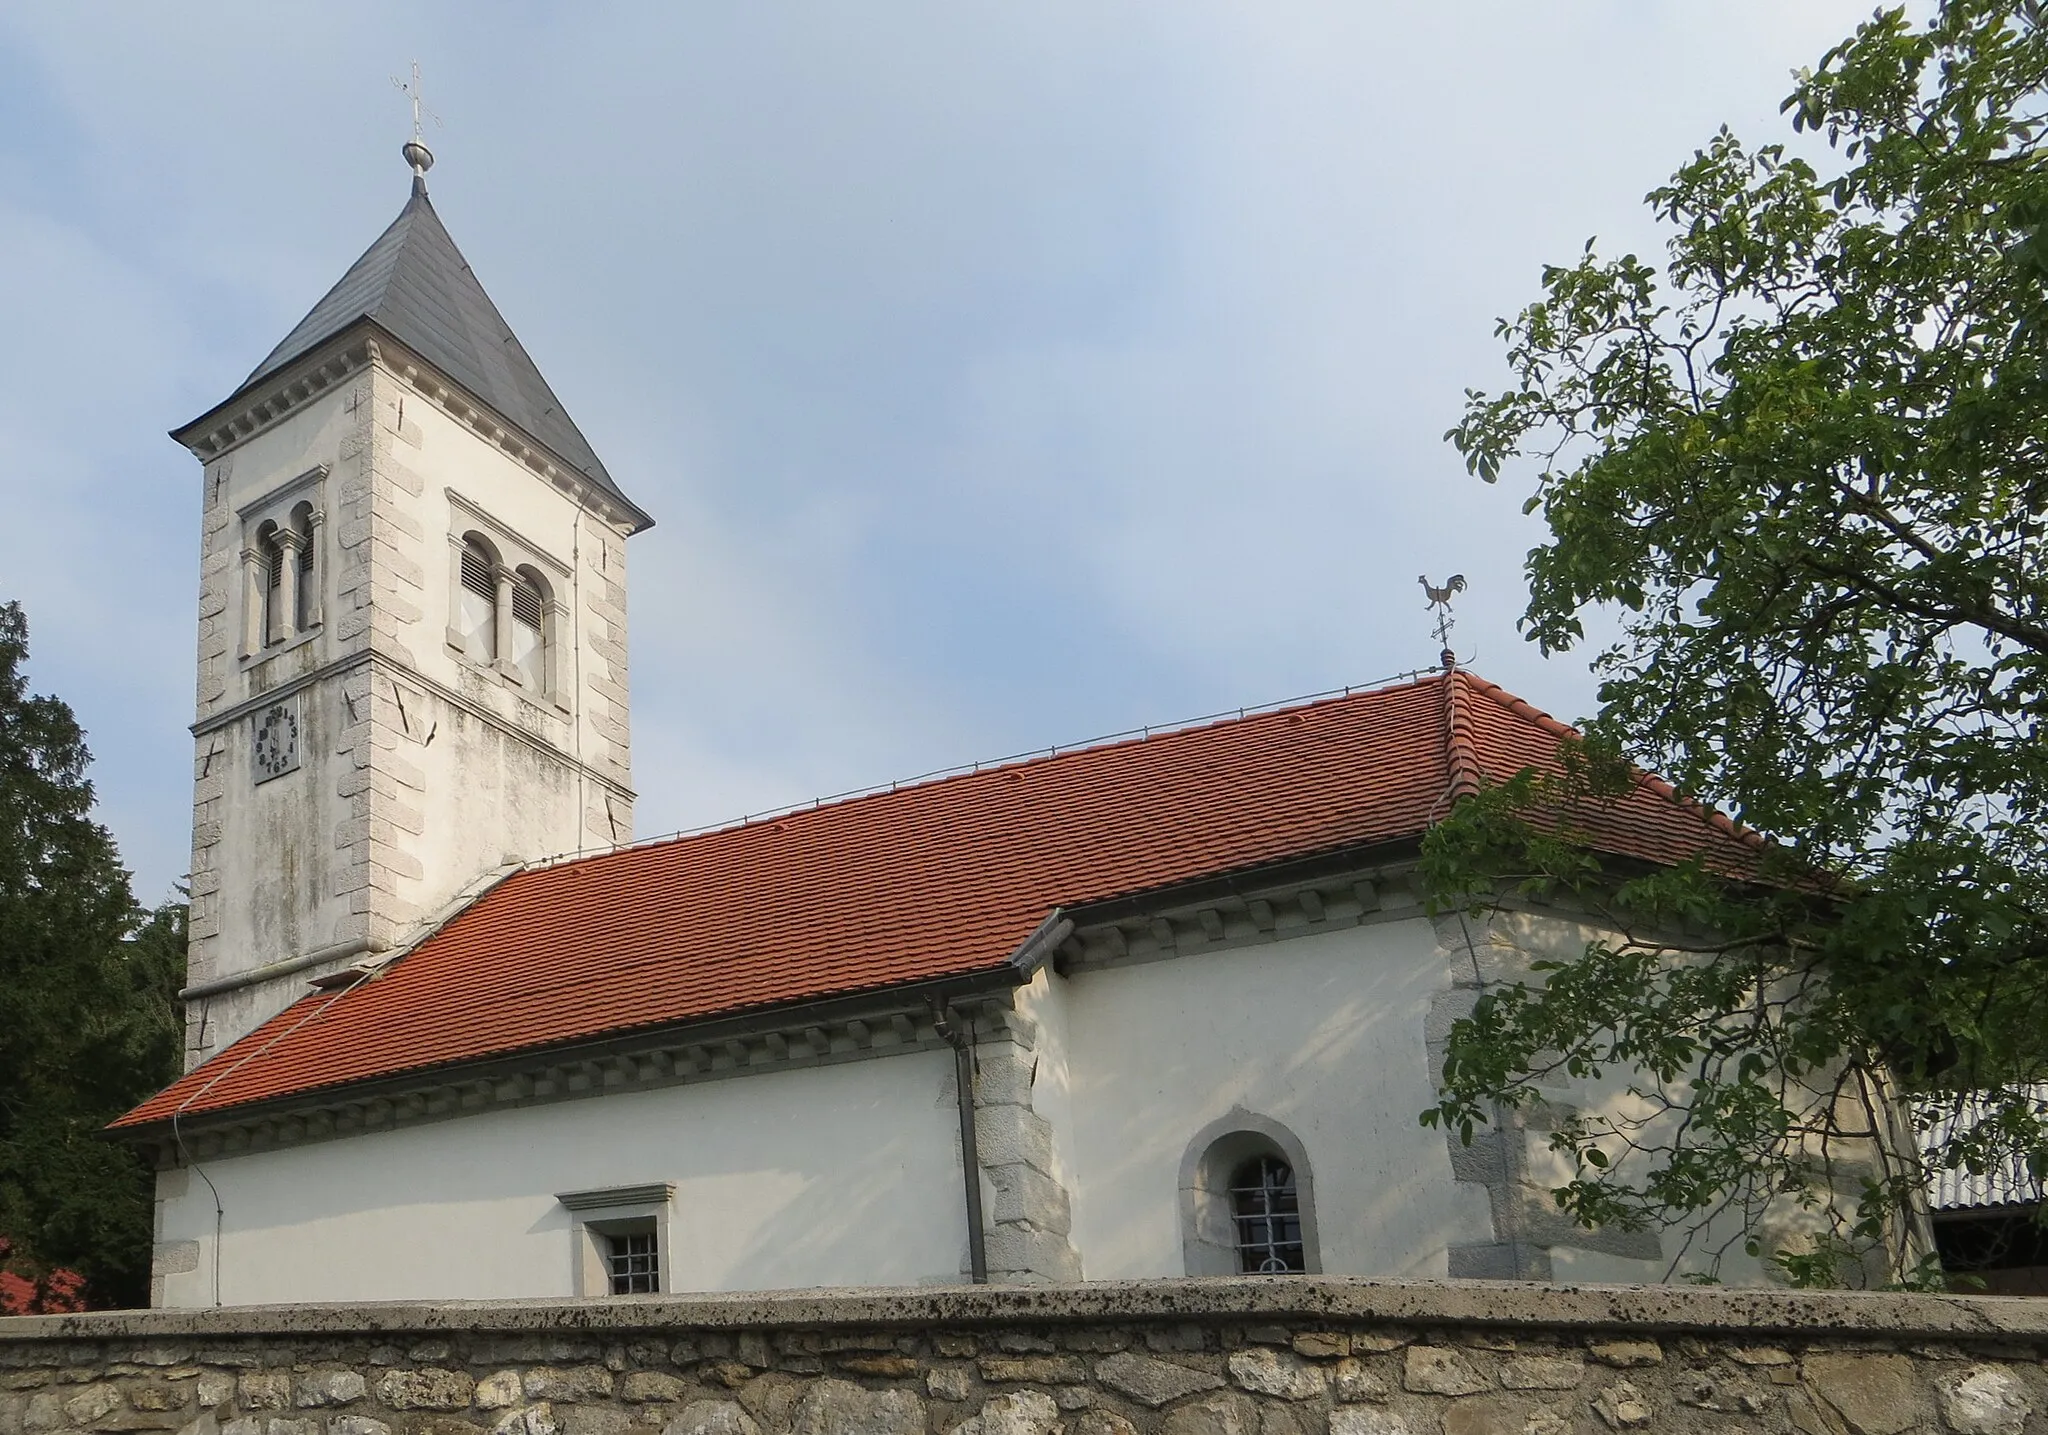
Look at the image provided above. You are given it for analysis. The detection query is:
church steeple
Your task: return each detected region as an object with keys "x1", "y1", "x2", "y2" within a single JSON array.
[
  {"x1": 214, "y1": 157, "x2": 648, "y2": 528},
  {"x1": 169, "y1": 153, "x2": 646, "y2": 1068}
]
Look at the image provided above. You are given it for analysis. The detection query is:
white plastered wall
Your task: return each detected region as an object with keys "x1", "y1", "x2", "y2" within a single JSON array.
[
  {"x1": 1055, "y1": 914, "x2": 1497, "y2": 1279},
  {"x1": 373, "y1": 369, "x2": 637, "y2": 900},
  {"x1": 154, "y1": 1049, "x2": 960, "y2": 1307}
]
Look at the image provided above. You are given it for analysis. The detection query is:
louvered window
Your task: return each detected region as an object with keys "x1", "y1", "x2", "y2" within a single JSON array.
[
  {"x1": 262, "y1": 529, "x2": 286, "y2": 645},
  {"x1": 510, "y1": 573, "x2": 547, "y2": 694},
  {"x1": 294, "y1": 523, "x2": 317, "y2": 629},
  {"x1": 458, "y1": 539, "x2": 497, "y2": 662}
]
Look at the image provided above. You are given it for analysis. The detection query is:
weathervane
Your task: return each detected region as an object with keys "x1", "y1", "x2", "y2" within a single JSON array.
[
  {"x1": 1419, "y1": 574, "x2": 1467, "y2": 672},
  {"x1": 391, "y1": 60, "x2": 443, "y2": 185}
]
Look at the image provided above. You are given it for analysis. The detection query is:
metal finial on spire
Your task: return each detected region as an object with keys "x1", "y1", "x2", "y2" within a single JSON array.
[
  {"x1": 391, "y1": 60, "x2": 442, "y2": 189},
  {"x1": 1419, "y1": 574, "x2": 1468, "y2": 671}
]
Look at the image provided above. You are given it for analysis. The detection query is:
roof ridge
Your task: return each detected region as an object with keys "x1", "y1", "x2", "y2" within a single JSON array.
[{"x1": 1441, "y1": 668, "x2": 1484, "y2": 806}]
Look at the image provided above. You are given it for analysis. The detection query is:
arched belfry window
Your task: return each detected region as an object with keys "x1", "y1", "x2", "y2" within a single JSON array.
[
  {"x1": 510, "y1": 566, "x2": 550, "y2": 695},
  {"x1": 442, "y1": 499, "x2": 574, "y2": 709},
  {"x1": 459, "y1": 534, "x2": 499, "y2": 663},
  {"x1": 289, "y1": 501, "x2": 320, "y2": 633},
  {"x1": 255, "y1": 520, "x2": 285, "y2": 646},
  {"x1": 234, "y1": 464, "x2": 328, "y2": 659},
  {"x1": 1179, "y1": 1113, "x2": 1321, "y2": 1276}
]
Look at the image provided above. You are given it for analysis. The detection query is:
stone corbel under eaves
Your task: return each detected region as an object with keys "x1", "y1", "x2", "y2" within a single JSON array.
[
  {"x1": 1054, "y1": 843, "x2": 1427, "y2": 974},
  {"x1": 124, "y1": 976, "x2": 1024, "y2": 1171},
  {"x1": 377, "y1": 333, "x2": 650, "y2": 535},
  {"x1": 171, "y1": 337, "x2": 377, "y2": 458}
]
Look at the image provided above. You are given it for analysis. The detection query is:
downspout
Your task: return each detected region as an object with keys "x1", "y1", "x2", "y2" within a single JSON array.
[{"x1": 931, "y1": 1000, "x2": 988, "y2": 1284}]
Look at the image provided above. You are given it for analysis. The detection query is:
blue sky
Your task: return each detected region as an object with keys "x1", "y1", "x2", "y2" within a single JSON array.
[{"x1": 0, "y1": 4, "x2": 1873, "y2": 904}]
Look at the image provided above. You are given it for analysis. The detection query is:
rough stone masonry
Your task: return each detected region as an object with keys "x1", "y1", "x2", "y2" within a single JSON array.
[{"x1": 3, "y1": 1279, "x2": 2048, "y2": 1435}]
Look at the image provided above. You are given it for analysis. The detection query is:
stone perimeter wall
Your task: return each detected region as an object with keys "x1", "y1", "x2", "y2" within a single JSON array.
[{"x1": 3, "y1": 1280, "x2": 2047, "y2": 1435}]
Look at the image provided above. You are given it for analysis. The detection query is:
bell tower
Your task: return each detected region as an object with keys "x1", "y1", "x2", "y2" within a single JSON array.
[{"x1": 171, "y1": 142, "x2": 653, "y2": 1067}]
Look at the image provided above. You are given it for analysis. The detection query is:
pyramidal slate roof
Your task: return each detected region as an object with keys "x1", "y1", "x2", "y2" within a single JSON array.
[{"x1": 223, "y1": 177, "x2": 647, "y2": 526}]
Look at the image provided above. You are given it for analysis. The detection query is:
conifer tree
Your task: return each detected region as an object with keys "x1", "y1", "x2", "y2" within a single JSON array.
[{"x1": 0, "y1": 600, "x2": 182, "y2": 1305}]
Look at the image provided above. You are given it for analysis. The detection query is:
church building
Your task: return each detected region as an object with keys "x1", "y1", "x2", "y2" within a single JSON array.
[{"x1": 115, "y1": 147, "x2": 1768, "y2": 1308}]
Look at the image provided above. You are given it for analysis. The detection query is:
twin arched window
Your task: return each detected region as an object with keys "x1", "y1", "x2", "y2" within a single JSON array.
[
  {"x1": 456, "y1": 532, "x2": 553, "y2": 697},
  {"x1": 248, "y1": 502, "x2": 320, "y2": 652},
  {"x1": 1180, "y1": 1115, "x2": 1319, "y2": 1276}
]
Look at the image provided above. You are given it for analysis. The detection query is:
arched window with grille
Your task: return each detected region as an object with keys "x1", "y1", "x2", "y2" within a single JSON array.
[
  {"x1": 510, "y1": 566, "x2": 550, "y2": 695},
  {"x1": 1179, "y1": 1113, "x2": 1321, "y2": 1276},
  {"x1": 458, "y1": 534, "x2": 500, "y2": 663}
]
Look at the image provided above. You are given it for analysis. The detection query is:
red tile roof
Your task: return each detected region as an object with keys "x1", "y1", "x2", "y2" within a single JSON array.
[{"x1": 117, "y1": 671, "x2": 1757, "y2": 1130}]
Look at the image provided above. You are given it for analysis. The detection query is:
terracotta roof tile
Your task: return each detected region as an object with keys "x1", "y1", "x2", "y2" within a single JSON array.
[{"x1": 116, "y1": 671, "x2": 1756, "y2": 1130}]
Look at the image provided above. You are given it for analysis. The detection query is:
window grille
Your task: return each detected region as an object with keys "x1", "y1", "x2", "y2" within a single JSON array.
[
  {"x1": 1229, "y1": 1156, "x2": 1305, "y2": 1273},
  {"x1": 605, "y1": 1229, "x2": 659, "y2": 1294}
]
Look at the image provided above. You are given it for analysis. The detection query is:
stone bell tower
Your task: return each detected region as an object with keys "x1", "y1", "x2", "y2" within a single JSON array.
[{"x1": 171, "y1": 141, "x2": 653, "y2": 1067}]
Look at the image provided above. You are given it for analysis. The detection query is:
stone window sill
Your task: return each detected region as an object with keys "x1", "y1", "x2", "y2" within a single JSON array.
[
  {"x1": 241, "y1": 625, "x2": 321, "y2": 672},
  {"x1": 446, "y1": 639, "x2": 573, "y2": 719}
]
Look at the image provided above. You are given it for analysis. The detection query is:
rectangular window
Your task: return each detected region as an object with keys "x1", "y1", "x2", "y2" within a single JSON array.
[
  {"x1": 557, "y1": 1183, "x2": 673, "y2": 1298},
  {"x1": 605, "y1": 1227, "x2": 659, "y2": 1295}
]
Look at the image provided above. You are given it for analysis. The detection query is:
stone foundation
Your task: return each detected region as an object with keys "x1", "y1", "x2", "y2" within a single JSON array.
[{"x1": 4, "y1": 1280, "x2": 2047, "y2": 1435}]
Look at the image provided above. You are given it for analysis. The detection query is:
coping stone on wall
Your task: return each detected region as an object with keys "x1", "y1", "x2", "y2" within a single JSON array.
[{"x1": 4, "y1": 1277, "x2": 2048, "y2": 1343}]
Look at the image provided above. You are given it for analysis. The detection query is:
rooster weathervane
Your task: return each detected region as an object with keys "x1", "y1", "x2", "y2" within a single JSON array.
[{"x1": 1419, "y1": 574, "x2": 1467, "y2": 672}]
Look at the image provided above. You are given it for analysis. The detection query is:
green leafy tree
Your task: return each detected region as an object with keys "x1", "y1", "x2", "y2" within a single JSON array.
[
  {"x1": 0, "y1": 600, "x2": 183, "y2": 1305},
  {"x1": 1436, "y1": 0, "x2": 2048, "y2": 1284}
]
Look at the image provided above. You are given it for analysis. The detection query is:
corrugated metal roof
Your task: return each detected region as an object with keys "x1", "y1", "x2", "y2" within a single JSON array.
[
  {"x1": 1925, "y1": 1090, "x2": 2048, "y2": 1212},
  {"x1": 116, "y1": 671, "x2": 1761, "y2": 1131},
  {"x1": 217, "y1": 178, "x2": 647, "y2": 528}
]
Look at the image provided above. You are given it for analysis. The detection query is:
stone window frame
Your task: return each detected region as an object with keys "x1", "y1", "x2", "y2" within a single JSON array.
[
  {"x1": 507, "y1": 564, "x2": 556, "y2": 699},
  {"x1": 236, "y1": 465, "x2": 327, "y2": 663},
  {"x1": 556, "y1": 1182, "x2": 673, "y2": 1298},
  {"x1": 444, "y1": 490, "x2": 572, "y2": 713},
  {"x1": 1178, "y1": 1110, "x2": 1322, "y2": 1276}
]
